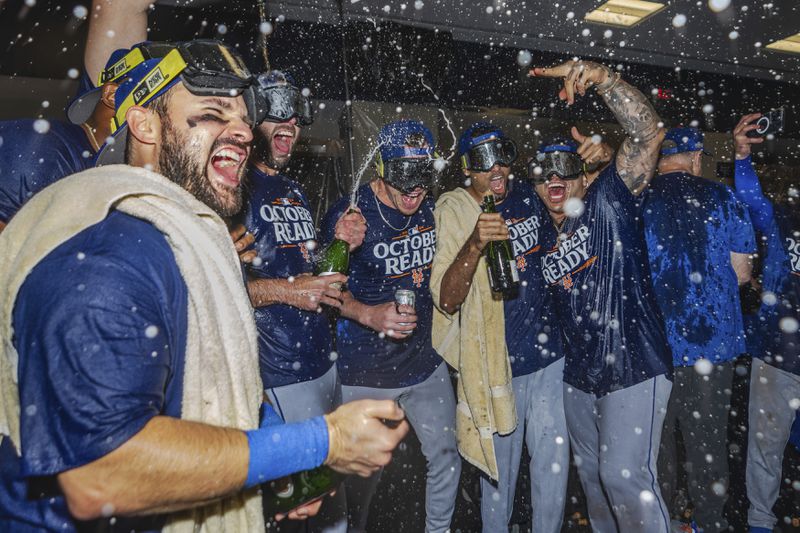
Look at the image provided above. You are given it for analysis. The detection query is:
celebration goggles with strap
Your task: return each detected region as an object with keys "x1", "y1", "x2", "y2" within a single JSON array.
[
  {"x1": 528, "y1": 143, "x2": 587, "y2": 185},
  {"x1": 112, "y1": 39, "x2": 263, "y2": 132},
  {"x1": 380, "y1": 146, "x2": 441, "y2": 194},
  {"x1": 460, "y1": 132, "x2": 518, "y2": 172},
  {"x1": 98, "y1": 42, "x2": 176, "y2": 85},
  {"x1": 256, "y1": 74, "x2": 314, "y2": 126}
]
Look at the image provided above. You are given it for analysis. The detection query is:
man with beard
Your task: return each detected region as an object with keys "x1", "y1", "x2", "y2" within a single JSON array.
[
  {"x1": 732, "y1": 113, "x2": 800, "y2": 533},
  {"x1": 529, "y1": 61, "x2": 673, "y2": 532},
  {"x1": 0, "y1": 42, "x2": 408, "y2": 531},
  {"x1": 641, "y1": 127, "x2": 755, "y2": 533},
  {"x1": 241, "y1": 70, "x2": 365, "y2": 532},
  {"x1": 432, "y1": 122, "x2": 570, "y2": 532},
  {"x1": 320, "y1": 120, "x2": 460, "y2": 533}
]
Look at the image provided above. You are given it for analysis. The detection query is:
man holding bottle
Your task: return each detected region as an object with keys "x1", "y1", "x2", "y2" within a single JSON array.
[
  {"x1": 320, "y1": 119, "x2": 460, "y2": 533},
  {"x1": 241, "y1": 70, "x2": 366, "y2": 532},
  {"x1": 430, "y1": 123, "x2": 568, "y2": 533}
]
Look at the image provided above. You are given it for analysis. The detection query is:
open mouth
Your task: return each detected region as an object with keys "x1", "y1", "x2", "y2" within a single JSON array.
[
  {"x1": 547, "y1": 181, "x2": 566, "y2": 203},
  {"x1": 272, "y1": 128, "x2": 296, "y2": 156},
  {"x1": 400, "y1": 188, "x2": 424, "y2": 210},
  {"x1": 489, "y1": 174, "x2": 506, "y2": 196},
  {"x1": 210, "y1": 146, "x2": 246, "y2": 186}
]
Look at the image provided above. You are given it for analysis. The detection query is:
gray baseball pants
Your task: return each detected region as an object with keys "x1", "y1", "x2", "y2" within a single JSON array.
[
  {"x1": 564, "y1": 374, "x2": 672, "y2": 533},
  {"x1": 658, "y1": 361, "x2": 733, "y2": 533},
  {"x1": 746, "y1": 357, "x2": 800, "y2": 530},
  {"x1": 266, "y1": 364, "x2": 346, "y2": 533},
  {"x1": 480, "y1": 357, "x2": 569, "y2": 533},
  {"x1": 341, "y1": 362, "x2": 461, "y2": 533}
]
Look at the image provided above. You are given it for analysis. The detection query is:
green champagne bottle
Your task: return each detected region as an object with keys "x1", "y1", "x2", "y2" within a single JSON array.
[
  {"x1": 313, "y1": 209, "x2": 354, "y2": 289},
  {"x1": 482, "y1": 194, "x2": 519, "y2": 293},
  {"x1": 264, "y1": 464, "x2": 345, "y2": 515}
]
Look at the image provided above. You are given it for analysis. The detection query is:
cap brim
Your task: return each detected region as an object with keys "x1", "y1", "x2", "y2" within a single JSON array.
[
  {"x1": 66, "y1": 88, "x2": 101, "y2": 125},
  {"x1": 95, "y1": 126, "x2": 128, "y2": 166}
]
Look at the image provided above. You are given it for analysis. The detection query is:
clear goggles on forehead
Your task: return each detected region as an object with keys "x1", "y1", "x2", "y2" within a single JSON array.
[
  {"x1": 258, "y1": 83, "x2": 314, "y2": 126},
  {"x1": 528, "y1": 150, "x2": 586, "y2": 185},
  {"x1": 461, "y1": 135, "x2": 518, "y2": 172},
  {"x1": 383, "y1": 152, "x2": 440, "y2": 194}
]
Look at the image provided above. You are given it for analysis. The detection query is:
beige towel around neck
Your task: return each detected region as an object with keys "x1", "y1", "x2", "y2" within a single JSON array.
[
  {"x1": 0, "y1": 165, "x2": 264, "y2": 532},
  {"x1": 429, "y1": 187, "x2": 516, "y2": 481}
]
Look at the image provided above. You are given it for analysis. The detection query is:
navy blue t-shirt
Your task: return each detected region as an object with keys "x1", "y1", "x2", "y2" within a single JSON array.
[
  {"x1": 641, "y1": 172, "x2": 755, "y2": 366},
  {"x1": 0, "y1": 119, "x2": 94, "y2": 223},
  {"x1": 754, "y1": 205, "x2": 800, "y2": 374},
  {"x1": 321, "y1": 183, "x2": 442, "y2": 388},
  {"x1": 1, "y1": 212, "x2": 187, "y2": 532},
  {"x1": 539, "y1": 163, "x2": 672, "y2": 396},
  {"x1": 243, "y1": 168, "x2": 334, "y2": 389},
  {"x1": 499, "y1": 180, "x2": 563, "y2": 376}
]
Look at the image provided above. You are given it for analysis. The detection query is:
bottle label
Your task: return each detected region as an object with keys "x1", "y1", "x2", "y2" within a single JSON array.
[{"x1": 508, "y1": 259, "x2": 519, "y2": 282}]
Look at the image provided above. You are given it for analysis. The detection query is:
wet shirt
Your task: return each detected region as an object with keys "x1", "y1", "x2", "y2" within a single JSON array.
[
  {"x1": 498, "y1": 180, "x2": 563, "y2": 376},
  {"x1": 0, "y1": 119, "x2": 94, "y2": 223},
  {"x1": 1, "y1": 212, "x2": 186, "y2": 532},
  {"x1": 244, "y1": 168, "x2": 334, "y2": 389},
  {"x1": 754, "y1": 205, "x2": 800, "y2": 374},
  {"x1": 321, "y1": 183, "x2": 442, "y2": 388},
  {"x1": 539, "y1": 163, "x2": 672, "y2": 396},
  {"x1": 641, "y1": 172, "x2": 755, "y2": 366}
]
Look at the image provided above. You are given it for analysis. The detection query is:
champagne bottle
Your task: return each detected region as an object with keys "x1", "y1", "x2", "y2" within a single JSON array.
[
  {"x1": 264, "y1": 464, "x2": 345, "y2": 515},
  {"x1": 313, "y1": 208, "x2": 354, "y2": 289},
  {"x1": 482, "y1": 194, "x2": 519, "y2": 293},
  {"x1": 260, "y1": 395, "x2": 345, "y2": 515}
]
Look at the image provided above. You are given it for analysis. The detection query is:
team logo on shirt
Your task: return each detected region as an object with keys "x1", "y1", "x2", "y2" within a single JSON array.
[
  {"x1": 788, "y1": 235, "x2": 800, "y2": 275},
  {"x1": 508, "y1": 215, "x2": 541, "y2": 272},
  {"x1": 260, "y1": 197, "x2": 316, "y2": 245},
  {"x1": 373, "y1": 225, "x2": 436, "y2": 278},
  {"x1": 541, "y1": 225, "x2": 598, "y2": 288}
]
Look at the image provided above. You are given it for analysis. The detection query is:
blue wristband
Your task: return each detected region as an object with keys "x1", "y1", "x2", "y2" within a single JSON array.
[{"x1": 244, "y1": 415, "x2": 329, "y2": 488}]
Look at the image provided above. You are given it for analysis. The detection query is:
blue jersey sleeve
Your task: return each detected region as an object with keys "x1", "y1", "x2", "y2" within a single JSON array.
[
  {"x1": 13, "y1": 214, "x2": 185, "y2": 477},
  {"x1": 723, "y1": 187, "x2": 756, "y2": 254},
  {"x1": 734, "y1": 155, "x2": 774, "y2": 233}
]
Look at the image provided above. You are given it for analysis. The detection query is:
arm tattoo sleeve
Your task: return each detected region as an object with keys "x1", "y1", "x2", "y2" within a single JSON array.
[{"x1": 600, "y1": 79, "x2": 664, "y2": 195}]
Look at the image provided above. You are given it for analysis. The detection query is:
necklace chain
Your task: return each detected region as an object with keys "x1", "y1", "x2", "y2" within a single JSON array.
[{"x1": 374, "y1": 192, "x2": 412, "y2": 232}]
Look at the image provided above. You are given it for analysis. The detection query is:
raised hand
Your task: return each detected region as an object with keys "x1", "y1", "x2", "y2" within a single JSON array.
[
  {"x1": 571, "y1": 126, "x2": 614, "y2": 167},
  {"x1": 529, "y1": 60, "x2": 612, "y2": 105},
  {"x1": 468, "y1": 213, "x2": 510, "y2": 253},
  {"x1": 733, "y1": 113, "x2": 765, "y2": 160}
]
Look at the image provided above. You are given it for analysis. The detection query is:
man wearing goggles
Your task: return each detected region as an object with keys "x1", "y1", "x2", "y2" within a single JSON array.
[
  {"x1": 239, "y1": 69, "x2": 364, "y2": 533},
  {"x1": 1, "y1": 41, "x2": 410, "y2": 532},
  {"x1": 320, "y1": 120, "x2": 459, "y2": 533},
  {"x1": 433, "y1": 123, "x2": 568, "y2": 533},
  {"x1": 529, "y1": 60, "x2": 672, "y2": 533}
]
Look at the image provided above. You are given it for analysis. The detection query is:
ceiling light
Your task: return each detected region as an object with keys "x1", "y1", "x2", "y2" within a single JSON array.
[
  {"x1": 766, "y1": 33, "x2": 800, "y2": 55},
  {"x1": 584, "y1": 0, "x2": 666, "y2": 27}
]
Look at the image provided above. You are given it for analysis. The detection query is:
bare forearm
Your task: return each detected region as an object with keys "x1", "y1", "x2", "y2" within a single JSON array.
[
  {"x1": 339, "y1": 291, "x2": 370, "y2": 326},
  {"x1": 731, "y1": 251, "x2": 753, "y2": 285},
  {"x1": 600, "y1": 77, "x2": 665, "y2": 194},
  {"x1": 85, "y1": 0, "x2": 152, "y2": 83},
  {"x1": 439, "y1": 240, "x2": 482, "y2": 313},
  {"x1": 247, "y1": 277, "x2": 289, "y2": 307},
  {"x1": 58, "y1": 416, "x2": 248, "y2": 520}
]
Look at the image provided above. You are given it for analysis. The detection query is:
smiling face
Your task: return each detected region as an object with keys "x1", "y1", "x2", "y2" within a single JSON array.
[
  {"x1": 156, "y1": 83, "x2": 252, "y2": 217},
  {"x1": 255, "y1": 116, "x2": 300, "y2": 172},
  {"x1": 375, "y1": 178, "x2": 429, "y2": 216},
  {"x1": 534, "y1": 172, "x2": 588, "y2": 221}
]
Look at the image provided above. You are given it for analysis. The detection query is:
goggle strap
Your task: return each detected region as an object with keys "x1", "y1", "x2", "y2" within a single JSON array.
[
  {"x1": 99, "y1": 47, "x2": 147, "y2": 85},
  {"x1": 112, "y1": 48, "x2": 188, "y2": 132}
]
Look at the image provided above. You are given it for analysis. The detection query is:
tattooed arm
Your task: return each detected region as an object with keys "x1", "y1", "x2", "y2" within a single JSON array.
[
  {"x1": 530, "y1": 60, "x2": 664, "y2": 195},
  {"x1": 597, "y1": 73, "x2": 665, "y2": 195}
]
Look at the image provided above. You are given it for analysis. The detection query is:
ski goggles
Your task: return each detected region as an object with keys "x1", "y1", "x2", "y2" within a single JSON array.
[
  {"x1": 112, "y1": 40, "x2": 263, "y2": 131},
  {"x1": 460, "y1": 133, "x2": 518, "y2": 171},
  {"x1": 528, "y1": 150, "x2": 586, "y2": 185},
  {"x1": 257, "y1": 77, "x2": 314, "y2": 126},
  {"x1": 382, "y1": 152, "x2": 440, "y2": 194}
]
